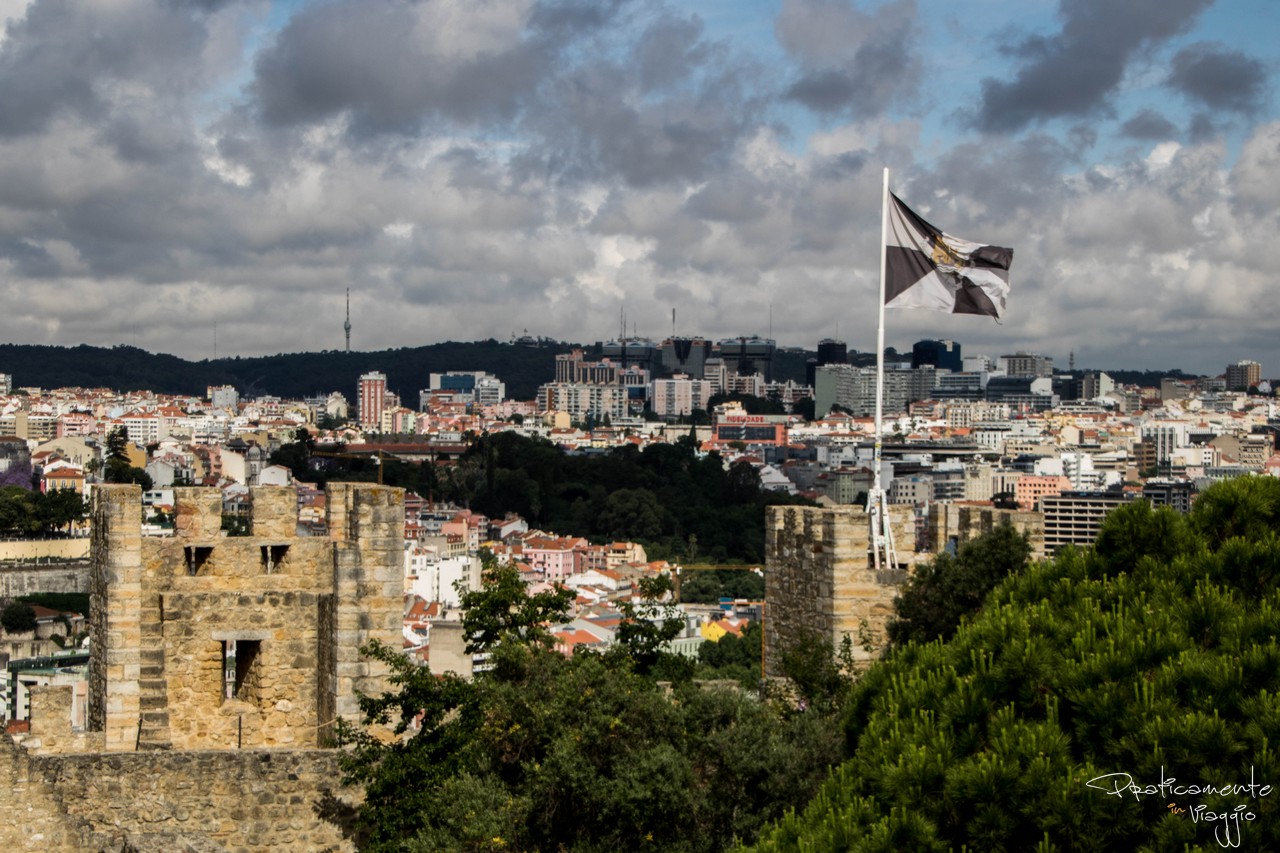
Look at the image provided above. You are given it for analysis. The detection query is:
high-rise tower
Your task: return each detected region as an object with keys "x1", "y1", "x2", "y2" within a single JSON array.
[{"x1": 358, "y1": 371, "x2": 387, "y2": 430}]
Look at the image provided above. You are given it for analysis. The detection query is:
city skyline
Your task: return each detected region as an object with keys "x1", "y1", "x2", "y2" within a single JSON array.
[{"x1": 0, "y1": 0, "x2": 1276, "y2": 375}]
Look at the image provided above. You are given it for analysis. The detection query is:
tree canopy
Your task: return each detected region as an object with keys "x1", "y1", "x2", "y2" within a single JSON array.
[
  {"x1": 0, "y1": 600, "x2": 37, "y2": 634},
  {"x1": 456, "y1": 432, "x2": 812, "y2": 563},
  {"x1": 338, "y1": 559, "x2": 843, "y2": 853},
  {"x1": 313, "y1": 431, "x2": 814, "y2": 564},
  {"x1": 0, "y1": 486, "x2": 88, "y2": 536},
  {"x1": 751, "y1": 477, "x2": 1280, "y2": 852},
  {"x1": 885, "y1": 521, "x2": 1032, "y2": 648}
]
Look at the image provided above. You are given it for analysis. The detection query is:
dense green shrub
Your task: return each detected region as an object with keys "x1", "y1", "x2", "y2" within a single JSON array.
[{"x1": 752, "y1": 478, "x2": 1280, "y2": 852}]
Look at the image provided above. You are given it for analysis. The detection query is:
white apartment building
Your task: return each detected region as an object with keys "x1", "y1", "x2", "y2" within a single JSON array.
[
  {"x1": 650, "y1": 376, "x2": 714, "y2": 418},
  {"x1": 538, "y1": 382, "x2": 630, "y2": 423}
]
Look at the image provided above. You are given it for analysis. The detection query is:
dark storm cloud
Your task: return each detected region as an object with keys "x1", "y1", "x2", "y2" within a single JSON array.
[
  {"x1": 1187, "y1": 112, "x2": 1219, "y2": 142},
  {"x1": 632, "y1": 12, "x2": 713, "y2": 94},
  {"x1": 920, "y1": 133, "x2": 1075, "y2": 222},
  {"x1": 527, "y1": 0, "x2": 629, "y2": 38},
  {"x1": 0, "y1": 237, "x2": 57, "y2": 278},
  {"x1": 975, "y1": 0, "x2": 1212, "y2": 134},
  {"x1": 776, "y1": 0, "x2": 920, "y2": 117},
  {"x1": 250, "y1": 0, "x2": 749, "y2": 187},
  {"x1": 252, "y1": 0, "x2": 551, "y2": 132},
  {"x1": 1121, "y1": 108, "x2": 1179, "y2": 140},
  {"x1": 1167, "y1": 43, "x2": 1269, "y2": 114},
  {"x1": 0, "y1": 0, "x2": 210, "y2": 136},
  {"x1": 521, "y1": 79, "x2": 749, "y2": 187},
  {"x1": 513, "y1": 8, "x2": 762, "y2": 188}
]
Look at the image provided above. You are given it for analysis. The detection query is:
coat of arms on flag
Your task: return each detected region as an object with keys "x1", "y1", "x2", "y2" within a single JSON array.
[{"x1": 884, "y1": 192, "x2": 1013, "y2": 320}]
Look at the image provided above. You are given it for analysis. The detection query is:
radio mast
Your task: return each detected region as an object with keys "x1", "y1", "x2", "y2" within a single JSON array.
[{"x1": 344, "y1": 289, "x2": 352, "y2": 352}]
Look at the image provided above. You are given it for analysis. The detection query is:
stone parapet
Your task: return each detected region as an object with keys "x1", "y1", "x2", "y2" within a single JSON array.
[
  {"x1": 10, "y1": 483, "x2": 401, "y2": 852},
  {"x1": 173, "y1": 488, "x2": 224, "y2": 540},
  {"x1": 250, "y1": 486, "x2": 299, "y2": 539},
  {"x1": 928, "y1": 502, "x2": 1045, "y2": 559},
  {"x1": 0, "y1": 734, "x2": 87, "y2": 852},
  {"x1": 0, "y1": 738, "x2": 358, "y2": 853},
  {"x1": 764, "y1": 504, "x2": 916, "y2": 675}
]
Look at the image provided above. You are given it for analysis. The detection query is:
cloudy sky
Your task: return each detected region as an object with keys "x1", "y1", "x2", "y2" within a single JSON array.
[{"x1": 0, "y1": 0, "x2": 1276, "y2": 375}]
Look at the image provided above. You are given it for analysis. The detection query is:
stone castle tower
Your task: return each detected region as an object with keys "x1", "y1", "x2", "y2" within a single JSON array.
[
  {"x1": 89, "y1": 483, "x2": 402, "y2": 751},
  {"x1": 1, "y1": 483, "x2": 404, "y2": 852},
  {"x1": 764, "y1": 503, "x2": 917, "y2": 673}
]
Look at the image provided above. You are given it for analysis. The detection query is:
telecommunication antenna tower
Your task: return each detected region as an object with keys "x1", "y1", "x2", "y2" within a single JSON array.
[{"x1": 344, "y1": 289, "x2": 352, "y2": 353}]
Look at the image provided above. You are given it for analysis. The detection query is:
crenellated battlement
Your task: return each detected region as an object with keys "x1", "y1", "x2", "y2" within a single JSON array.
[
  {"x1": 764, "y1": 503, "x2": 918, "y2": 675},
  {"x1": 87, "y1": 483, "x2": 404, "y2": 753}
]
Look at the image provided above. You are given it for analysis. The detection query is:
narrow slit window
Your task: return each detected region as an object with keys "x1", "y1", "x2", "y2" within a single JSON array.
[
  {"x1": 184, "y1": 546, "x2": 213, "y2": 575},
  {"x1": 260, "y1": 544, "x2": 289, "y2": 573},
  {"x1": 222, "y1": 639, "x2": 261, "y2": 702}
]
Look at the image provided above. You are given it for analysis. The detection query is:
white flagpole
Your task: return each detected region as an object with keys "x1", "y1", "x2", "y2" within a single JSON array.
[{"x1": 872, "y1": 167, "x2": 896, "y2": 571}]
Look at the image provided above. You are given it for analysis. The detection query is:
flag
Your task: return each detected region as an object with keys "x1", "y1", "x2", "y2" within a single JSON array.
[{"x1": 884, "y1": 192, "x2": 1013, "y2": 320}]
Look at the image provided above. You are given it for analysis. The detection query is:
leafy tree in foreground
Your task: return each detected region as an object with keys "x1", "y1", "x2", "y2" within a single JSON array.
[
  {"x1": 697, "y1": 620, "x2": 763, "y2": 687},
  {"x1": 339, "y1": 560, "x2": 842, "y2": 852},
  {"x1": 751, "y1": 478, "x2": 1280, "y2": 852}
]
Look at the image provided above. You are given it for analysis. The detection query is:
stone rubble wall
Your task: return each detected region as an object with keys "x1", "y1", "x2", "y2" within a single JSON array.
[
  {"x1": 24, "y1": 685, "x2": 100, "y2": 755},
  {"x1": 0, "y1": 734, "x2": 87, "y2": 852},
  {"x1": 159, "y1": 589, "x2": 329, "y2": 750}
]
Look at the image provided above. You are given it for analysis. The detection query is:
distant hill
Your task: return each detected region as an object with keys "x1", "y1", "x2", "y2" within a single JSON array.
[
  {"x1": 0, "y1": 342, "x2": 1206, "y2": 403},
  {"x1": 0, "y1": 340, "x2": 816, "y2": 402},
  {"x1": 0, "y1": 341, "x2": 578, "y2": 402}
]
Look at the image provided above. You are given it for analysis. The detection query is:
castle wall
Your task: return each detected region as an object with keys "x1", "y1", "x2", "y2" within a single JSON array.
[
  {"x1": 928, "y1": 502, "x2": 1044, "y2": 558},
  {"x1": 89, "y1": 484, "x2": 144, "y2": 750},
  {"x1": 328, "y1": 483, "x2": 403, "y2": 726},
  {"x1": 0, "y1": 561, "x2": 90, "y2": 597},
  {"x1": 0, "y1": 734, "x2": 86, "y2": 852},
  {"x1": 2, "y1": 482, "x2": 403, "y2": 852},
  {"x1": 86, "y1": 484, "x2": 403, "y2": 753},
  {"x1": 1, "y1": 733, "x2": 358, "y2": 853},
  {"x1": 764, "y1": 504, "x2": 915, "y2": 674}
]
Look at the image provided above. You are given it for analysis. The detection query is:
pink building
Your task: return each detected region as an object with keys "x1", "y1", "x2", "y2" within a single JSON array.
[
  {"x1": 357, "y1": 371, "x2": 388, "y2": 430},
  {"x1": 1016, "y1": 475, "x2": 1071, "y2": 510},
  {"x1": 521, "y1": 535, "x2": 588, "y2": 580}
]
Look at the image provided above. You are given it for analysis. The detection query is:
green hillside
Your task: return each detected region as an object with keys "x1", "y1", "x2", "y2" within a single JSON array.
[{"x1": 0, "y1": 340, "x2": 815, "y2": 402}]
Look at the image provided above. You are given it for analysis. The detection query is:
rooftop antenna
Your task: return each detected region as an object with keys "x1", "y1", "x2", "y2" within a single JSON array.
[
  {"x1": 344, "y1": 289, "x2": 352, "y2": 353},
  {"x1": 1069, "y1": 350, "x2": 1075, "y2": 372},
  {"x1": 672, "y1": 308, "x2": 676, "y2": 338}
]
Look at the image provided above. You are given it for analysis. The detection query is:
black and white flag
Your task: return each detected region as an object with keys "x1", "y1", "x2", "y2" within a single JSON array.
[{"x1": 884, "y1": 192, "x2": 1013, "y2": 320}]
